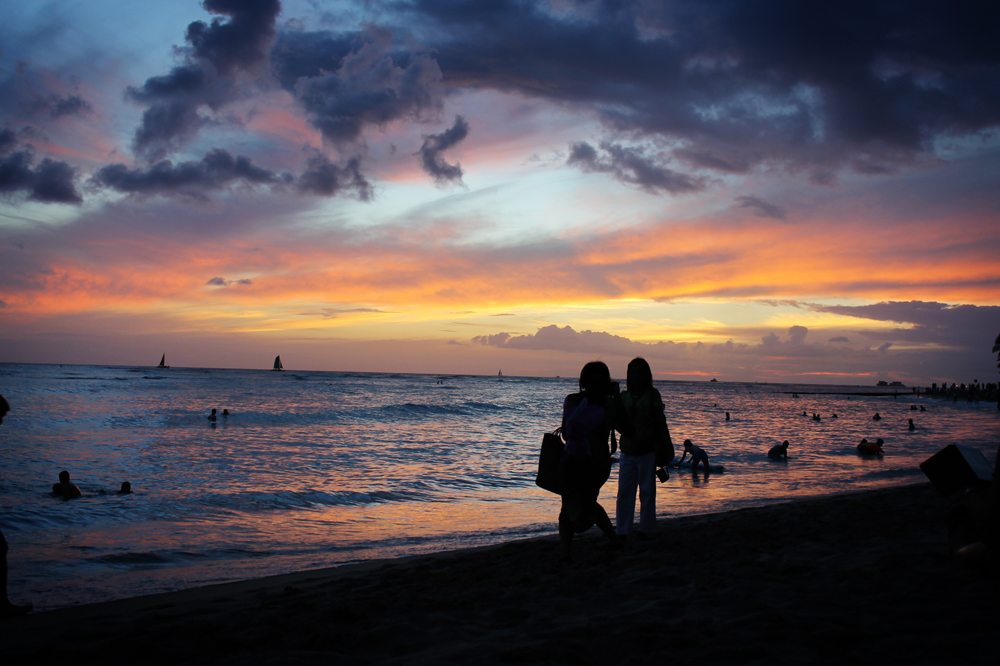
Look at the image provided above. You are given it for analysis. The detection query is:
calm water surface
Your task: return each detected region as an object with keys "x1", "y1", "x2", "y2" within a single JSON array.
[{"x1": 1, "y1": 363, "x2": 997, "y2": 611}]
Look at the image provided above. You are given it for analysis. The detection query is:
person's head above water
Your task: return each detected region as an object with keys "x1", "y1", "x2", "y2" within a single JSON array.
[
  {"x1": 626, "y1": 357, "x2": 653, "y2": 395},
  {"x1": 578, "y1": 361, "x2": 612, "y2": 396},
  {"x1": 119, "y1": 481, "x2": 131, "y2": 494},
  {"x1": 56, "y1": 470, "x2": 82, "y2": 499}
]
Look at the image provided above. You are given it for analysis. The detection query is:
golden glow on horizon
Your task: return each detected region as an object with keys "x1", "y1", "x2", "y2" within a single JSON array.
[
  {"x1": 2, "y1": 171, "x2": 998, "y2": 385},
  {"x1": 7, "y1": 211, "x2": 999, "y2": 318}
]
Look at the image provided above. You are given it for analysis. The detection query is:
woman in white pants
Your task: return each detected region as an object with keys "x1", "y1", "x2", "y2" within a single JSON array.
[{"x1": 616, "y1": 358, "x2": 667, "y2": 541}]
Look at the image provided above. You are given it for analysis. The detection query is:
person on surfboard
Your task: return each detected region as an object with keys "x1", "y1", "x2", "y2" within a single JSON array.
[{"x1": 678, "y1": 439, "x2": 712, "y2": 472}]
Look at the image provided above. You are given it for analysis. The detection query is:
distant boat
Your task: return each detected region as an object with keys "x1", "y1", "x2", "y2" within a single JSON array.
[
  {"x1": 157, "y1": 354, "x2": 170, "y2": 369},
  {"x1": 710, "y1": 378, "x2": 717, "y2": 382},
  {"x1": 273, "y1": 355, "x2": 283, "y2": 371},
  {"x1": 498, "y1": 369, "x2": 503, "y2": 377}
]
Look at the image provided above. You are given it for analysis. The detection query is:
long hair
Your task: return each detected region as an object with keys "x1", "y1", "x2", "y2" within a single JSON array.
[
  {"x1": 578, "y1": 361, "x2": 611, "y2": 397},
  {"x1": 626, "y1": 357, "x2": 653, "y2": 395}
]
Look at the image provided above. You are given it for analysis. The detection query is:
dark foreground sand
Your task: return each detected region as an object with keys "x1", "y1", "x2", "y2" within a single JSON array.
[{"x1": 2, "y1": 482, "x2": 996, "y2": 665}]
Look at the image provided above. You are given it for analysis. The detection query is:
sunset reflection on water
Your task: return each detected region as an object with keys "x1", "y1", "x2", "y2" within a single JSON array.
[{"x1": 1, "y1": 364, "x2": 997, "y2": 610}]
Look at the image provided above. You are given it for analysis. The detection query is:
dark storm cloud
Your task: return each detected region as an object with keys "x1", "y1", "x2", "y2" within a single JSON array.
[
  {"x1": 297, "y1": 152, "x2": 373, "y2": 200},
  {"x1": 471, "y1": 323, "x2": 826, "y2": 360},
  {"x1": 567, "y1": 141, "x2": 705, "y2": 194},
  {"x1": 206, "y1": 277, "x2": 253, "y2": 286},
  {"x1": 735, "y1": 195, "x2": 787, "y2": 220},
  {"x1": 186, "y1": 0, "x2": 281, "y2": 77},
  {"x1": 813, "y1": 301, "x2": 1000, "y2": 348},
  {"x1": 0, "y1": 129, "x2": 81, "y2": 204},
  {"x1": 270, "y1": 30, "x2": 361, "y2": 89},
  {"x1": 46, "y1": 94, "x2": 93, "y2": 119},
  {"x1": 817, "y1": 301, "x2": 999, "y2": 331},
  {"x1": 127, "y1": 98, "x2": 209, "y2": 162},
  {"x1": 91, "y1": 149, "x2": 290, "y2": 199},
  {"x1": 273, "y1": 27, "x2": 444, "y2": 146},
  {"x1": 404, "y1": 0, "x2": 1000, "y2": 177},
  {"x1": 10, "y1": 93, "x2": 94, "y2": 120},
  {"x1": 126, "y1": 1, "x2": 280, "y2": 161},
  {"x1": 0, "y1": 129, "x2": 17, "y2": 155},
  {"x1": 0, "y1": 60, "x2": 94, "y2": 124},
  {"x1": 303, "y1": 307, "x2": 385, "y2": 318},
  {"x1": 417, "y1": 116, "x2": 468, "y2": 185},
  {"x1": 473, "y1": 325, "x2": 646, "y2": 356},
  {"x1": 787, "y1": 325, "x2": 808, "y2": 345}
]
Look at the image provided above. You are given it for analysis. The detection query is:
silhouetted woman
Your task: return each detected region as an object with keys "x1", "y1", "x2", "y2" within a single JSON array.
[
  {"x1": 559, "y1": 361, "x2": 630, "y2": 561},
  {"x1": 616, "y1": 357, "x2": 668, "y2": 541}
]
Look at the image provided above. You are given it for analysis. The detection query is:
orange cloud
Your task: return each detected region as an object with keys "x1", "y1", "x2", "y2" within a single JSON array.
[{"x1": 5, "y1": 205, "x2": 998, "y2": 323}]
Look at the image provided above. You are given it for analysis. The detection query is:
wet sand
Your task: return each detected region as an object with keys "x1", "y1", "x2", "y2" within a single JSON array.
[{"x1": 2, "y1": 482, "x2": 996, "y2": 664}]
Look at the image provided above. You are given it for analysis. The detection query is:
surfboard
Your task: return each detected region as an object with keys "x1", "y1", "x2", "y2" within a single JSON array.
[{"x1": 672, "y1": 461, "x2": 725, "y2": 472}]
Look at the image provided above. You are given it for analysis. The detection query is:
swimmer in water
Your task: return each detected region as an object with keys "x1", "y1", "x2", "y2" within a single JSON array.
[
  {"x1": 857, "y1": 438, "x2": 884, "y2": 455},
  {"x1": 908, "y1": 419, "x2": 915, "y2": 430},
  {"x1": 54, "y1": 470, "x2": 82, "y2": 499},
  {"x1": 872, "y1": 412, "x2": 881, "y2": 421},
  {"x1": 768, "y1": 440, "x2": 790, "y2": 461},
  {"x1": 208, "y1": 408, "x2": 217, "y2": 422}
]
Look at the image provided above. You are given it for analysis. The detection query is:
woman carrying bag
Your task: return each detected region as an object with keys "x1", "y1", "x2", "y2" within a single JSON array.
[{"x1": 558, "y1": 361, "x2": 632, "y2": 562}]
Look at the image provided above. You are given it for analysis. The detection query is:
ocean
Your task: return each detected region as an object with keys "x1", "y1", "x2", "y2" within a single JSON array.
[{"x1": 1, "y1": 363, "x2": 997, "y2": 612}]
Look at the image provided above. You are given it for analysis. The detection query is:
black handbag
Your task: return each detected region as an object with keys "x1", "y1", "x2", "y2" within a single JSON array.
[{"x1": 535, "y1": 428, "x2": 564, "y2": 495}]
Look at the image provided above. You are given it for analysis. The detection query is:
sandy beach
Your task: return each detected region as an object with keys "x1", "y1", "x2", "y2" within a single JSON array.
[{"x1": 2, "y1": 482, "x2": 996, "y2": 664}]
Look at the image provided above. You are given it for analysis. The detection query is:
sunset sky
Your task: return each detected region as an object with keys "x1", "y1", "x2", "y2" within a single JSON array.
[{"x1": 1, "y1": 0, "x2": 998, "y2": 384}]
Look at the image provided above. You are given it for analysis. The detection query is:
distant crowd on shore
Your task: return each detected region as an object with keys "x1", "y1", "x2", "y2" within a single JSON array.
[{"x1": 921, "y1": 381, "x2": 999, "y2": 407}]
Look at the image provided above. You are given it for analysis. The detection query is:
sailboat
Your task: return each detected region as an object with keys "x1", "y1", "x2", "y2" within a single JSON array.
[
  {"x1": 498, "y1": 369, "x2": 503, "y2": 377},
  {"x1": 157, "y1": 354, "x2": 170, "y2": 369},
  {"x1": 273, "y1": 355, "x2": 283, "y2": 371}
]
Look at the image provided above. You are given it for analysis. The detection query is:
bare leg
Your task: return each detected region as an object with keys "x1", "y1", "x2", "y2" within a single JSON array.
[
  {"x1": 558, "y1": 508, "x2": 573, "y2": 562},
  {"x1": 595, "y1": 504, "x2": 623, "y2": 548}
]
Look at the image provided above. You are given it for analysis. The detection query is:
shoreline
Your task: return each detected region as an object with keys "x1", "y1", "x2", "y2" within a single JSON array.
[{"x1": 3, "y1": 482, "x2": 997, "y2": 664}]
